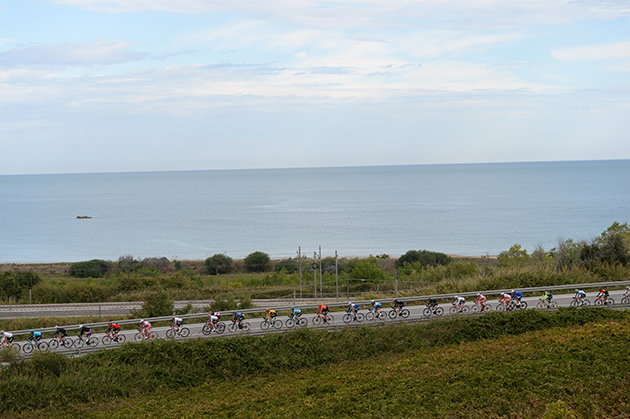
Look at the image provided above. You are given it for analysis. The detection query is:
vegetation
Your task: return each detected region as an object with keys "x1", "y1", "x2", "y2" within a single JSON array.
[
  {"x1": 205, "y1": 253, "x2": 234, "y2": 275},
  {"x1": 244, "y1": 251, "x2": 271, "y2": 272},
  {"x1": 4, "y1": 308, "x2": 630, "y2": 418},
  {"x1": 274, "y1": 258, "x2": 299, "y2": 273},
  {"x1": 396, "y1": 249, "x2": 453, "y2": 268},
  {"x1": 0, "y1": 271, "x2": 41, "y2": 300}
]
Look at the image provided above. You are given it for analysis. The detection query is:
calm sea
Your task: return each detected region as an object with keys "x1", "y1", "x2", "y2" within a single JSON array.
[{"x1": 1, "y1": 160, "x2": 629, "y2": 263}]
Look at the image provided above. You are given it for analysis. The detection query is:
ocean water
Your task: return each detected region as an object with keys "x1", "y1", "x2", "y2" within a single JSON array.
[{"x1": 0, "y1": 160, "x2": 629, "y2": 263}]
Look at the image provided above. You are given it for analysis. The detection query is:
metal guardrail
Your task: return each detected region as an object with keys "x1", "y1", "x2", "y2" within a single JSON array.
[{"x1": 6, "y1": 280, "x2": 630, "y2": 337}]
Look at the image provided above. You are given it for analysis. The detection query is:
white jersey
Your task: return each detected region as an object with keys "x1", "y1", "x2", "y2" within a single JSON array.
[
  {"x1": 209, "y1": 315, "x2": 219, "y2": 323},
  {"x1": 173, "y1": 317, "x2": 183, "y2": 323},
  {"x1": 141, "y1": 321, "x2": 151, "y2": 328},
  {"x1": 455, "y1": 297, "x2": 465, "y2": 304}
]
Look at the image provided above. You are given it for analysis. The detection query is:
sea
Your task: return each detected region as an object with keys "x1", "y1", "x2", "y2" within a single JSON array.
[{"x1": 0, "y1": 160, "x2": 629, "y2": 263}]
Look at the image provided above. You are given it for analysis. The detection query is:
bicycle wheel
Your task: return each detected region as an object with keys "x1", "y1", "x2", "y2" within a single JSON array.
[
  {"x1": 88, "y1": 337, "x2": 98, "y2": 347},
  {"x1": 449, "y1": 306, "x2": 458, "y2": 315},
  {"x1": 496, "y1": 304, "x2": 505, "y2": 312},
  {"x1": 166, "y1": 329, "x2": 176, "y2": 339},
  {"x1": 356, "y1": 313, "x2": 365, "y2": 322},
  {"x1": 519, "y1": 301, "x2": 528, "y2": 310},
  {"x1": 180, "y1": 327, "x2": 190, "y2": 338},
  {"x1": 23, "y1": 343, "x2": 34, "y2": 354},
  {"x1": 605, "y1": 298, "x2": 614, "y2": 307},
  {"x1": 313, "y1": 316, "x2": 322, "y2": 326},
  {"x1": 49, "y1": 339, "x2": 60, "y2": 350},
  {"x1": 286, "y1": 318, "x2": 295, "y2": 328},
  {"x1": 594, "y1": 298, "x2": 603, "y2": 306},
  {"x1": 621, "y1": 296, "x2": 629, "y2": 305},
  {"x1": 216, "y1": 323, "x2": 226, "y2": 334},
  {"x1": 327, "y1": 314, "x2": 335, "y2": 324},
  {"x1": 400, "y1": 309, "x2": 410, "y2": 319},
  {"x1": 8, "y1": 342, "x2": 20, "y2": 353},
  {"x1": 435, "y1": 307, "x2": 444, "y2": 316},
  {"x1": 75, "y1": 338, "x2": 85, "y2": 348},
  {"x1": 102, "y1": 335, "x2": 112, "y2": 345},
  {"x1": 342, "y1": 313, "x2": 352, "y2": 323},
  {"x1": 273, "y1": 319, "x2": 283, "y2": 329},
  {"x1": 483, "y1": 304, "x2": 492, "y2": 312},
  {"x1": 536, "y1": 301, "x2": 545, "y2": 309},
  {"x1": 365, "y1": 312, "x2": 375, "y2": 322},
  {"x1": 583, "y1": 299, "x2": 591, "y2": 307},
  {"x1": 133, "y1": 332, "x2": 144, "y2": 342},
  {"x1": 242, "y1": 322, "x2": 251, "y2": 332},
  {"x1": 471, "y1": 305, "x2": 480, "y2": 313},
  {"x1": 550, "y1": 301, "x2": 558, "y2": 309},
  {"x1": 38, "y1": 342, "x2": 49, "y2": 351},
  {"x1": 116, "y1": 334, "x2": 126, "y2": 344},
  {"x1": 148, "y1": 331, "x2": 158, "y2": 340},
  {"x1": 260, "y1": 320, "x2": 270, "y2": 330},
  {"x1": 202, "y1": 324, "x2": 212, "y2": 335},
  {"x1": 570, "y1": 299, "x2": 579, "y2": 307},
  {"x1": 298, "y1": 318, "x2": 307, "y2": 327},
  {"x1": 387, "y1": 309, "x2": 397, "y2": 319}
]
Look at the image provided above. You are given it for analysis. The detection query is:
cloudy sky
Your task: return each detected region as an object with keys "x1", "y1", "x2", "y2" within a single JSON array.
[{"x1": 1, "y1": 0, "x2": 629, "y2": 175}]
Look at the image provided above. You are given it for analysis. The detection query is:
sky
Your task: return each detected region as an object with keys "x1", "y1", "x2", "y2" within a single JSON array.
[{"x1": 0, "y1": 0, "x2": 629, "y2": 175}]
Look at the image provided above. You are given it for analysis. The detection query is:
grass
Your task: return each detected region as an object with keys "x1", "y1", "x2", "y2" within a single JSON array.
[{"x1": 12, "y1": 311, "x2": 630, "y2": 418}]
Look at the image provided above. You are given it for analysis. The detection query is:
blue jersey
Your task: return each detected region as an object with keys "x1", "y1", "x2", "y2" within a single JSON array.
[
  {"x1": 374, "y1": 302, "x2": 381, "y2": 308},
  {"x1": 513, "y1": 291, "x2": 523, "y2": 300},
  {"x1": 31, "y1": 331, "x2": 42, "y2": 338},
  {"x1": 292, "y1": 308, "x2": 301, "y2": 316}
]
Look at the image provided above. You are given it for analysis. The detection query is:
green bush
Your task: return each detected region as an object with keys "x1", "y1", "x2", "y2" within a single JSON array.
[
  {"x1": 0, "y1": 271, "x2": 42, "y2": 300},
  {"x1": 136, "y1": 290, "x2": 174, "y2": 318},
  {"x1": 347, "y1": 257, "x2": 386, "y2": 280},
  {"x1": 396, "y1": 250, "x2": 452, "y2": 268},
  {"x1": 69, "y1": 259, "x2": 110, "y2": 278},
  {"x1": 274, "y1": 258, "x2": 299, "y2": 274},
  {"x1": 244, "y1": 251, "x2": 271, "y2": 273},
  {"x1": 205, "y1": 254, "x2": 234, "y2": 275}
]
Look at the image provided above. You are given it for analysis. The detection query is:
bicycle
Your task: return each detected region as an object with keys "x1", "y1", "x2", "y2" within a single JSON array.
[
  {"x1": 313, "y1": 312, "x2": 335, "y2": 326},
  {"x1": 260, "y1": 317, "x2": 283, "y2": 330},
  {"x1": 166, "y1": 325, "x2": 191, "y2": 339},
  {"x1": 471, "y1": 301, "x2": 492, "y2": 313},
  {"x1": 133, "y1": 329, "x2": 158, "y2": 342},
  {"x1": 536, "y1": 298, "x2": 558, "y2": 309},
  {"x1": 343, "y1": 309, "x2": 365, "y2": 323},
  {"x1": 422, "y1": 303, "x2": 444, "y2": 317},
  {"x1": 202, "y1": 320, "x2": 226, "y2": 335},
  {"x1": 495, "y1": 300, "x2": 514, "y2": 312},
  {"x1": 23, "y1": 338, "x2": 48, "y2": 354},
  {"x1": 227, "y1": 319, "x2": 251, "y2": 333},
  {"x1": 0, "y1": 340, "x2": 20, "y2": 353},
  {"x1": 594, "y1": 294, "x2": 615, "y2": 308},
  {"x1": 102, "y1": 331, "x2": 127, "y2": 345},
  {"x1": 286, "y1": 314, "x2": 307, "y2": 328},
  {"x1": 621, "y1": 294, "x2": 630, "y2": 305},
  {"x1": 74, "y1": 334, "x2": 99, "y2": 348},
  {"x1": 49, "y1": 335, "x2": 74, "y2": 350},
  {"x1": 570, "y1": 297, "x2": 591, "y2": 307},
  {"x1": 449, "y1": 303, "x2": 470, "y2": 315},
  {"x1": 387, "y1": 306, "x2": 410, "y2": 320},
  {"x1": 365, "y1": 307, "x2": 386, "y2": 322}
]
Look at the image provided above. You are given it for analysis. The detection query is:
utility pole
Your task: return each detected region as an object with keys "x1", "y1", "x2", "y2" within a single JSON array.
[
  {"x1": 319, "y1": 245, "x2": 322, "y2": 298},
  {"x1": 335, "y1": 250, "x2": 339, "y2": 301},
  {"x1": 313, "y1": 251, "x2": 318, "y2": 303},
  {"x1": 298, "y1": 247, "x2": 302, "y2": 298}
]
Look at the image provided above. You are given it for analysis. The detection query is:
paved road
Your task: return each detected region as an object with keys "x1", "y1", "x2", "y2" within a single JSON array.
[{"x1": 6, "y1": 289, "x2": 627, "y2": 360}]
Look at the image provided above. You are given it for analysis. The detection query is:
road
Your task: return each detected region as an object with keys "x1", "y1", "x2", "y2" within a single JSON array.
[{"x1": 6, "y1": 289, "x2": 627, "y2": 360}]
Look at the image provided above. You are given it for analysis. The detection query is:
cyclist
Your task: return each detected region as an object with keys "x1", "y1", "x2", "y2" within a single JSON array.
[
  {"x1": 597, "y1": 288, "x2": 610, "y2": 305},
  {"x1": 539, "y1": 290, "x2": 553, "y2": 306},
  {"x1": 29, "y1": 329, "x2": 43, "y2": 348},
  {"x1": 370, "y1": 300, "x2": 382, "y2": 314},
  {"x1": 172, "y1": 316, "x2": 184, "y2": 332},
  {"x1": 625, "y1": 286, "x2": 630, "y2": 296},
  {"x1": 106, "y1": 321, "x2": 121, "y2": 340},
  {"x1": 265, "y1": 308, "x2": 278, "y2": 324},
  {"x1": 0, "y1": 330, "x2": 14, "y2": 348},
  {"x1": 511, "y1": 289, "x2": 523, "y2": 307},
  {"x1": 139, "y1": 320, "x2": 152, "y2": 337},
  {"x1": 499, "y1": 293, "x2": 512, "y2": 309},
  {"x1": 52, "y1": 325, "x2": 68, "y2": 339},
  {"x1": 427, "y1": 298, "x2": 439, "y2": 314},
  {"x1": 348, "y1": 302, "x2": 360, "y2": 320},
  {"x1": 475, "y1": 293, "x2": 488, "y2": 311},
  {"x1": 393, "y1": 299, "x2": 405, "y2": 316},
  {"x1": 77, "y1": 324, "x2": 92, "y2": 339},
  {"x1": 453, "y1": 295, "x2": 465, "y2": 312},
  {"x1": 317, "y1": 303, "x2": 329, "y2": 323},
  {"x1": 233, "y1": 312, "x2": 245, "y2": 329},
  {"x1": 290, "y1": 307, "x2": 302, "y2": 321},
  {"x1": 207, "y1": 311, "x2": 220, "y2": 332},
  {"x1": 575, "y1": 289, "x2": 587, "y2": 305}
]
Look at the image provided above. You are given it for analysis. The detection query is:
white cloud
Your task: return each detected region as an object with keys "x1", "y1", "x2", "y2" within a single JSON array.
[
  {"x1": 0, "y1": 39, "x2": 148, "y2": 67},
  {"x1": 295, "y1": 51, "x2": 308, "y2": 58},
  {"x1": 552, "y1": 42, "x2": 630, "y2": 62}
]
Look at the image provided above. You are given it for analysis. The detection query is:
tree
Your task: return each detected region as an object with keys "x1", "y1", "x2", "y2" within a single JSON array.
[
  {"x1": 69, "y1": 259, "x2": 110, "y2": 278},
  {"x1": 497, "y1": 244, "x2": 529, "y2": 268},
  {"x1": 244, "y1": 251, "x2": 271, "y2": 273},
  {"x1": 274, "y1": 258, "x2": 299, "y2": 274},
  {"x1": 347, "y1": 257, "x2": 386, "y2": 280},
  {"x1": 599, "y1": 221, "x2": 630, "y2": 266},
  {"x1": 0, "y1": 271, "x2": 42, "y2": 300},
  {"x1": 205, "y1": 254, "x2": 234, "y2": 275},
  {"x1": 396, "y1": 250, "x2": 452, "y2": 268},
  {"x1": 137, "y1": 290, "x2": 174, "y2": 318}
]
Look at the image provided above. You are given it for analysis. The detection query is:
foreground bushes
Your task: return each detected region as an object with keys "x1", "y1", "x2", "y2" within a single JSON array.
[{"x1": 1, "y1": 308, "x2": 628, "y2": 413}]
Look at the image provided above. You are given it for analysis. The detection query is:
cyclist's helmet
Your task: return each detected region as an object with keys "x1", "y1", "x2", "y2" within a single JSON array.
[
  {"x1": 348, "y1": 302, "x2": 353, "y2": 305},
  {"x1": 477, "y1": 293, "x2": 481, "y2": 296},
  {"x1": 79, "y1": 325, "x2": 83, "y2": 329},
  {"x1": 454, "y1": 295, "x2": 459, "y2": 299},
  {"x1": 139, "y1": 320, "x2": 144, "y2": 324},
  {"x1": 0, "y1": 330, "x2": 4, "y2": 334},
  {"x1": 30, "y1": 330, "x2": 34, "y2": 333},
  {"x1": 511, "y1": 290, "x2": 515, "y2": 293},
  {"x1": 371, "y1": 300, "x2": 375, "y2": 303},
  {"x1": 291, "y1": 307, "x2": 295, "y2": 311},
  {"x1": 55, "y1": 325, "x2": 59, "y2": 329},
  {"x1": 575, "y1": 289, "x2": 579, "y2": 292}
]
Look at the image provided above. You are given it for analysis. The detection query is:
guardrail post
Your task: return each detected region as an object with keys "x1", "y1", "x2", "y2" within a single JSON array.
[{"x1": 99, "y1": 305, "x2": 101, "y2": 322}]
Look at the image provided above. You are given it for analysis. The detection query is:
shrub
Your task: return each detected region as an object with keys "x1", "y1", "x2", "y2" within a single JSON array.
[
  {"x1": 205, "y1": 254, "x2": 234, "y2": 275},
  {"x1": 396, "y1": 250, "x2": 452, "y2": 268},
  {"x1": 136, "y1": 290, "x2": 174, "y2": 318},
  {"x1": 0, "y1": 271, "x2": 42, "y2": 300},
  {"x1": 274, "y1": 258, "x2": 299, "y2": 274},
  {"x1": 347, "y1": 257, "x2": 386, "y2": 280},
  {"x1": 244, "y1": 251, "x2": 271, "y2": 273},
  {"x1": 69, "y1": 259, "x2": 110, "y2": 278}
]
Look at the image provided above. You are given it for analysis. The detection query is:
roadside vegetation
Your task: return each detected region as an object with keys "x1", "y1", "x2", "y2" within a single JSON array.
[
  {"x1": 0, "y1": 222, "x2": 628, "y2": 307},
  {"x1": 4, "y1": 308, "x2": 630, "y2": 418}
]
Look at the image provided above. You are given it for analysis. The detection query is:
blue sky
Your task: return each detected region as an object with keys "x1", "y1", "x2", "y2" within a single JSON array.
[{"x1": 0, "y1": 0, "x2": 629, "y2": 175}]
